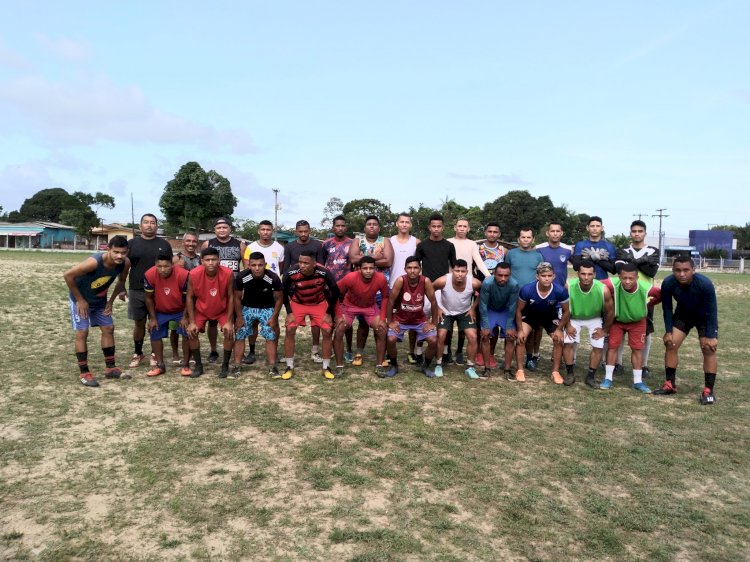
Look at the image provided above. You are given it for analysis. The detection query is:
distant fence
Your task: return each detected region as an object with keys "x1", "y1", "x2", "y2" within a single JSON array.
[{"x1": 662, "y1": 257, "x2": 747, "y2": 274}]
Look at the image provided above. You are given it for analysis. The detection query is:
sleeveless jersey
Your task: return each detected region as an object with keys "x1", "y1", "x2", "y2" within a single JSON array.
[
  {"x1": 567, "y1": 278, "x2": 604, "y2": 320},
  {"x1": 73, "y1": 253, "x2": 125, "y2": 307},
  {"x1": 478, "y1": 242, "x2": 505, "y2": 274},
  {"x1": 176, "y1": 252, "x2": 200, "y2": 271},
  {"x1": 389, "y1": 235, "x2": 418, "y2": 288},
  {"x1": 360, "y1": 235, "x2": 390, "y2": 284},
  {"x1": 439, "y1": 273, "x2": 474, "y2": 316},
  {"x1": 393, "y1": 275, "x2": 428, "y2": 324},
  {"x1": 207, "y1": 237, "x2": 243, "y2": 273},
  {"x1": 608, "y1": 278, "x2": 652, "y2": 323}
]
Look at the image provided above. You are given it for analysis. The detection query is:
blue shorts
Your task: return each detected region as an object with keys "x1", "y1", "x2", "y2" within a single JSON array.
[
  {"x1": 388, "y1": 322, "x2": 436, "y2": 343},
  {"x1": 485, "y1": 309, "x2": 511, "y2": 337},
  {"x1": 69, "y1": 296, "x2": 113, "y2": 331},
  {"x1": 235, "y1": 307, "x2": 277, "y2": 341},
  {"x1": 150, "y1": 311, "x2": 187, "y2": 340}
]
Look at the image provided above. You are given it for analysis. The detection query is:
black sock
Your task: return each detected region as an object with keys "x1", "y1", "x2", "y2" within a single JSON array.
[
  {"x1": 423, "y1": 357, "x2": 432, "y2": 368},
  {"x1": 223, "y1": 350, "x2": 232, "y2": 368},
  {"x1": 587, "y1": 367, "x2": 597, "y2": 376},
  {"x1": 666, "y1": 367, "x2": 677, "y2": 385},
  {"x1": 76, "y1": 351, "x2": 88, "y2": 374},
  {"x1": 526, "y1": 353, "x2": 533, "y2": 363},
  {"x1": 102, "y1": 346, "x2": 116, "y2": 368},
  {"x1": 566, "y1": 363, "x2": 574, "y2": 374},
  {"x1": 390, "y1": 356, "x2": 398, "y2": 367},
  {"x1": 705, "y1": 373, "x2": 716, "y2": 390},
  {"x1": 134, "y1": 339, "x2": 144, "y2": 356},
  {"x1": 248, "y1": 344, "x2": 256, "y2": 354},
  {"x1": 192, "y1": 349, "x2": 202, "y2": 366}
]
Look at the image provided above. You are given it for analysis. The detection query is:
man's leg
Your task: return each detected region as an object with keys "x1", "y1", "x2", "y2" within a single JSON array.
[
  {"x1": 170, "y1": 328, "x2": 180, "y2": 363},
  {"x1": 333, "y1": 317, "x2": 347, "y2": 367},
  {"x1": 207, "y1": 320, "x2": 219, "y2": 361},
  {"x1": 311, "y1": 326, "x2": 322, "y2": 362},
  {"x1": 654, "y1": 327, "x2": 688, "y2": 394}
]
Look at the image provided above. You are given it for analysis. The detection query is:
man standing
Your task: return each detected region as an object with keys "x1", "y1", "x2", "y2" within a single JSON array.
[
  {"x1": 515, "y1": 263, "x2": 570, "y2": 384},
  {"x1": 63, "y1": 236, "x2": 130, "y2": 387},
  {"x1": 144, "y1": 253, "x2": 190, "y2": 377},
  {"x1": 478, "y1": 263, "x2": 519, "y2": 380},
  {"x1": 431, "y1": 259, "x2": 483, "y2": 379},
  {"x1": 284, "y1": 220, "x2": 327, "y2": 364},
  {"x1": 282, "y1": 251, "x2": 340, "y2": 380},
  {"x1": 323, "y1": 215, "x2": 354, "y2": 361},
  {"x1": 334, "y1": 256, "x2": 389, "y2": 377},
  {"x1": 536, "y1": 222, "x2": 572, "y2": 288},
  {"x1": 389, "y1": 212, "x2": 420, "y2": 364},
  {"x1": 233, "y1": 252, "x2": 283, "y2": 378},
  {"x1": 126, "y1": 214, "x2": 173, "y2": 369},
  {"x1": 653, "y1": 257, "x2": 719, "y2": 405},
  {"x1": 386, "y1": 257, "x2": 440, "y2": 378},
  {"x1": 572, "y1": 216, "x2": 616, "y2": 280},
  {"x1": 169, "y1": 230, "x2": 200, "y2": 364},
  {"x1": 563, "y1": 261, "x2": 614, "y2": 387},
  {"x1": 477, "y1": 222, "x2": 505, "y2": 277},
  {"x1": 599, "y1": 263, "x2": 660, "y2": 393},
  {"x1": 185, "y1": 247, "x2": 235, "y2": 379}
]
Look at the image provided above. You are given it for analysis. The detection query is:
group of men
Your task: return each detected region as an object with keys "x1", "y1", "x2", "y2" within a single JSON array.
[{"x1": 65, "y1": 212, "x2": 719, "y2": 405}]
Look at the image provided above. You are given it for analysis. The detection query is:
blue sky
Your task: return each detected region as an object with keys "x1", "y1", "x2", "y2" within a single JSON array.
[{"x1": 1, "y1": 1, "x2": 748, "y2": 238}]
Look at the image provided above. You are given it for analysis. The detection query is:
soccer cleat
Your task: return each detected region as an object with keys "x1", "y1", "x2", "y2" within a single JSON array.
[
  {"x1": 514, "y1": 369, "x2": 526, "y2": 382},
  {"x1": 128, "y1": 354, "x2": 145, "y2": 368},
  {"x1": 104, "y1": 367, "x2": 122, "y2": 379},
  {"x1": 189, "y1": 364, "x2": 204, "y2": 378},
  {"x1": 474, "y1": 353, "x2": 484, "y2": 367},
  {"x1": 465, "y1": 366, "x2": 480, "y2": 380},
  {"x1": 599, "y1": 379, "x2": 613, "y2": 390},
  {"x1": 351, "y1": 353, "x2": 363, "y2": 366},
  {"x1": 564, "y1": 372, "x2": 576, "y2": 386},
  {"x1": 613, "y1": 363, "x2": 623, "y2": 377},
  {"x1": 149, "y1": 353, "x2": 158, "y2": 367},
  {"x1": 242, "y1": 352, "x2": 256, "y2": 365},
  {"x1": 228, "y1": 365, "x2": 241, "y2": 379},
  {"x1": 505, "y1": 369, "x2": 515, "y2": 381},
  {"x1": 322, "y1": 368, "x2": 335, "y2": 380},
  {"x1": 180, "y1": 366, "x2": 192, "y2": 377},
  {"x1": 653, "y1": 381, "x2": 677, "y2": 395},
  {"x1": 699, "y1": 387, "x2": 715, "y2": 405},
  {"x1": 479, "y1": 368, "x2": 492, "y2": 380},
  {"x1": 218, "y1": 365, "x2": 229, "y2": 378},
  {"x1": 407, "y1": 352, "x2": 418, "y2": 365},
  {"x1": 551, "y1": 371, "x2": 564, "y2": 385},
  {"x1": 585, "y1": 372, "x2": 597, "y2": 388},
  {"x1": 344, "y1": 351, "x2": 354, "y2": 363},
  {"x1": 79, "y1": 372, "x2": 99, "y2": 387},
  {"x1": 172, "y1": 357, "x2": 182, "y2": 365},
  {"x1": 207, "y1": 351, "x2": 219, "y2": 364},
  {"x1": 434, "y1": 365, "x2": 444, "y2": 378},
  {"x1": 268, "y1": 366, "x2": 280, "y2": 378},
  {"x1": 147, "y1": 365, "x2": 166, "y2": 377},
  {"x1": 422, "y1": 365, "x2": 436, "y2": 378},
  {"x1": 642, "y1": 366, "x2": 651, "y2": 378},
  {"x1": 454, "y1": 352, "x2": 466, "y2": 365},
  {"x1": 488, "y1": 356, "x2": 497, "y2": 369},
  {"x1": 280, "y1": 367, "x2": 294, "y2": 380},
  {"x1": 632, "y1": 382, "x2": 652, "y2": 393},
  {"x1": 525, "y1": 357, "x2": 538, "y2": 371},
  {"x1": 311, "y1": 352, "x2": 324, "y2": 364}
]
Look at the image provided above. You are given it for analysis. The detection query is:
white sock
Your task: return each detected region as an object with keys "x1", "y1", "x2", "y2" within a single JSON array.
[
  {"x1": 285, "y1": 358, "x2": 294, "y2": 368},
  {"x1": 312, "y1": 345, "x2": 319, "y2": 354},
  {"x1": 322, "y1": 359, "x2": 330, "y2": 369},
  {"x1": 443, "y1": 345, "x2": 449, "y2": 354},
  {"x1": 633, "y1": 369, "x2": 643, "y2": 384},
  {"x1": 415, "y1": 347, "x2": 423, "y2": 356},
  {"x1": 605, "y1": 365, "x2": 615, "y2": 381}
]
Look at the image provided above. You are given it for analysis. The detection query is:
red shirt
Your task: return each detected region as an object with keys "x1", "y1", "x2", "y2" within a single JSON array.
[
  {"x1": 337, "y1": 271, "x2": 389, "y2": 319},
  {"x1": 393, "y1": 274, "x2": 428, "y2": 324},
  {"x1": 144, "y1": 266, "x2": 189, "y2": 313},
  {"x1": 189, "y1": 265, "x2": 233, "y2": 319}
]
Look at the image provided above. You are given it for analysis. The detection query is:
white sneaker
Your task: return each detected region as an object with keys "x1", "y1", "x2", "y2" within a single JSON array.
[
  {"x1": 149, "y1": 353, "x2": 158, "y2": 367},
  {"x1": 128, "y1": 354, "x2": 144, "y2": 368},
  {"x1": 311, "y1": 352, "x2": 323, "y2": 363}
]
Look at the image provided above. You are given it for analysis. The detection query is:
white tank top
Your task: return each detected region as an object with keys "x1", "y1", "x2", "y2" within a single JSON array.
[
  {"x1": 440, "y1": 272, "x2": 474, "y2": 316},
  {"x1": 389, "y1": 235, "x2": 418, "y2": 288}
]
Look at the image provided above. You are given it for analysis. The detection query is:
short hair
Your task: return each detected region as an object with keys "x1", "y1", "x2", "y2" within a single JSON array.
[
  {"x1": 396, "y1": 212, "x2": 412, "y2": 221},
  {"x1": 618, "y1": 262, "x2": 638, "y2": 274},
  {"x1": 485, "y1": 221, "x2": 500, "y2": 230},
  {"x1": 183, "y1": 230, "x2": 199, "y2": 240},
  {"x1": 405, "y1": 256, "x2": 421, "y2": 266},
  {"x1": 108, "y1": 235, "x2": 128, "y2": 248},
  {"x1": 259, "y1": 220, "x2": 273, "y2": 228},
  {"x1": 455, "y1": 217, "x2": 469, "y2": 225},
  {"x1": 673, "y1": 255, "x2": 695, "y2": 267},
  {"x1": 359, "y1": 255, "x2": 376, "y2": 266},
  {"x1": 496, "y1": 262, "x2": 511, "y2": 272},
  {"x1": 248, "y1": 251, "x2": 266, "y2": 261},
  {"x1": 454, "y1": 259, "x2": 468, "y2": 269},
  {"x1": 201, "y1": 247, "x2": 219, "y2": 258},
  {"x1": 547, "y1": 221, "x2": 563, "y2": 229},
  {"x1": 332, "y1": 215, "x2": 346, "y2": 224},
  {"x1": 428, "y1": 213, "x2": 444, "y2": 223},
  {"x1": 300, "y1": 250, "x2": 317, "y2": 260},
  {"x1": 630, "y1": 220, "x2": 647, "y2": 230},
  {"x1": 140, "y1": 213, "x2": 157, "y2": 224},
  {"x1": 295, "y1": 220, "x2": 310, "y2": 228},
  {"x1": 578, "y1": 260, "x2": 596, "y2": 272},
  {"x1": 587, "y1": 216, "x2": 603, "y2": 225},
  {"x1": 519, "y1": 227, "x2": 534, "y2": 236},
  {"x1": 536, "y1": 262, "x2": 554, "y2": 274},
  {"x1": 156, "y1": 252, "x2": 173, "y2": 262},
  {"x1": 365, "y1": 215, "x2": 379, "y2": 224}
]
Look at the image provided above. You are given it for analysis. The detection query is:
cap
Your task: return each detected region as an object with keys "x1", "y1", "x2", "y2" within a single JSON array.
[{"x1": 213, "y1": 217, "x2": 231, "y2": 227}]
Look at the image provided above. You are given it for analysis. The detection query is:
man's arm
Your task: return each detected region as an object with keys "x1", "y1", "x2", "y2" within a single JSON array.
[
  {"x1": 324, "y1": 271, "x2": 340, "y2": 316},
  {"x1": 63, "y1": 257, "x2": 99, "y2": 318},
  {"x1": 424, "y1": 278, "x2": 440, "y2": 326},
  {"x1": 377, "y1": 237, "x2": 394, "y2": 269},
  {"x1": 240, "y1": 241, "x2": 248, "y2": 269},
  {"x1": 233, "y1": 287, "x2": 244, "y2": 331},
  {"x1": 478, "y1": 283, "x2": 490, "y2": 329},
  {"x1": 282, "y1": 273, "x2": 293, "y2": 313},
  {"x1": 431, "y1": 274, "x2": 447, "y2": 292},
  {"x1": 660, "y1": 279, "x2": 675, "y2": 333},
  {"x1": 349, "y1": 237, "x2": 364, "y2": 266},
  {"x1": 703, "y1": 278, "x2": 719, "y2": 339},
  {"x1": 377, "y1": 276, "x2": 390, "y2": 320},
  {"x1": 106, "y1": 259, "x2": 131, "y2": 314},
  {"x1": 223, "y1": 272, "x2": 235, "y2": 329},
  {"x1": 448, "y1": 244, "x2": 456, "y2": 269},
  {"x1": 472, "y1": 244, "x2": 491, "y2": 278},
  {"x1": 387, "y1": 276, "x2": 402, "y2": 326}
]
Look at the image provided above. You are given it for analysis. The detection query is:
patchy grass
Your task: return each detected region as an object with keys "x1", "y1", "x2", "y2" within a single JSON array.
[{"x1": 1, "y1": 251, "x2": 749, "y2": 560}]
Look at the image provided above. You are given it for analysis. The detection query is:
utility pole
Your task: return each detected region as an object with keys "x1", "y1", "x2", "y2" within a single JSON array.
[
  {"x1": 653, "y1": 208, "x2": 669, "y2": 265},
  {"x1": 272, "y1": 188, "x2": 280, "y2": 241},
  {"x1": 633, "y1": 212, "x2": 647, "y2": 221}
]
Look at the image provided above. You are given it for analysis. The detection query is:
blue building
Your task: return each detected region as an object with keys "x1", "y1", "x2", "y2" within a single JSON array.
[
  {"x1": 0, "y1": 221, "x2": 77, "y2": 249},
  {"x1": 689, "y1": 230, "x2": 734, "y2": 260}
]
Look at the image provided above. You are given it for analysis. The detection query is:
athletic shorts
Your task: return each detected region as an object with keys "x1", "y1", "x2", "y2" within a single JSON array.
[
  {"x1": 193, "y1": 312, "x2": 228, "y2": 333},
  {"x1": 564, "y1": 317, "x2": 605, "y2": 348},
  {"x1": 483, "y1": 309, "x2": 512, "y2": 338},
  {"x1": 287, "y1": 301, "x2": 331, "y2": 330},
  {"x1": 235, "y1": 307, "x2": 277, "y2": 341},
  {"x1": 69, "y1": 296, "x2": 113, "y2": 331},
  {"x1": 150, "y1": 311, "x2": 187, "y2": 340},
  {"x1": 342, "y1": 303, "x2": 381, "y2": 329},
  {"x1": 388, "y1": 322, "x2": 436, "y2": 343},
  {"x1": 127, "y1": 288, "x2": 148, "y2": 321},
  {"x1": 672, "y1": 311, "x2": 709, "y2": 338},
  {"x1": 521, "y1": 310, "x2": 560, "y2": 335},
  {"x1": 438, "y1": 311, "x2": 476, "y2": 332},
  {"x1": 608, "y1": 318, "x2": 647, "y2": 350}
]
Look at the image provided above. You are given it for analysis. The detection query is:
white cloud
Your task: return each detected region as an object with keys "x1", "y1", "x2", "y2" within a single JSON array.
[
  {"x1": 34, "y1": 33, "x2": 91, "y2": 61},
  {"x1": 0, "y1": 75, "x2": 255, "y2": 153},
  {"x1": 447, "y1": 172, "x2": 531, "y2": 186},
  {"x1": 0, "y1": 163, "x2": 58, "y2": 212}
]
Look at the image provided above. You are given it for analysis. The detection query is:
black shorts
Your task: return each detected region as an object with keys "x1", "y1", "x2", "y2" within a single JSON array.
[
  {"x1": 672, "y1": 311, "x2": 708, "y2": 337},
  {"x1": 522, "y1": 311, "x2": 559, "y2": 335}
]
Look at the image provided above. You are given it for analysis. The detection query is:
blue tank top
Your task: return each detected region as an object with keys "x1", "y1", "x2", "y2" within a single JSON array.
[{"x1": 73, "y1": 253, "x2": 125, "y2": 307}]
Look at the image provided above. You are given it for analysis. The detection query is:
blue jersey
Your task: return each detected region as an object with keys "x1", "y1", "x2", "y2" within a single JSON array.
[
  {"x1": 518, "y1": 282, "x2": 569, "y2": 316},
  {"x1": 661, "y1": 273, "x2": 718, "y2": 338},
  {"x1": 536, "y1": 243, "x2": 572, "y2": 287},
  {"x1": 572, "y1": 239, "x2": 616, "y2": 280},
  {"x1": 72, "y1": 253, "x2": 125, "y2": 308},
  {"x1": 505, "y1": 248, "x2": 543, "y2": 287}
]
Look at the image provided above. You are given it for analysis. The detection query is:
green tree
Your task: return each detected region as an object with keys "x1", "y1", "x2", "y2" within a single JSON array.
[
  {"x1": 607, "y1": 233, "x2": 630, "y2": 250},
  {"x1": 480, "y1": 191, "x2": 556, "y2": 239},
  {"x1": 59, "y1": 207, "x2": 98, "y2": 239},
  {"x1": 711, "y1": 223, "x2": 750, "y2": 250},
  {"x1": 17, "y1": 188, "x2": 77, "y2": 222},
  {"x1": 159, "y1": 162, "x2": 237, "y2": 233},
  {"x1": 236, "y1": 219, "x2": 259, "y2": 241},
  {"x1": 321, "y1": 197, "x2": 344, "y2": 229},
  {"x1": 406, "y1": 203, "x2": 439, "y2": 239},
  {"x1": 342, "y1": 198, "x2": 395, "y2": 234}
]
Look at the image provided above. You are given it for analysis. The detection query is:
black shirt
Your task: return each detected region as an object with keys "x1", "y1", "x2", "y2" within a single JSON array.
[
  {"x1": 415, "y1": 239, "x2": 456, "y2": 281},
  {"x1": 235, "y1": 269, "x2": 282, "y2": 309},
  {"x1": 127, "y1": 236, "x2": 172, "y2": 290},
  {"x1": 283, "y1": 239, "x2": 325, "y2": 274}
]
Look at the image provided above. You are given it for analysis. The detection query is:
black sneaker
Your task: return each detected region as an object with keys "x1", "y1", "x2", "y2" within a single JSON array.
[
  {"x1": 699, "y1": 387, "x2": 715, "y2": 405},
  {"x1": 189, "y1": 364, "x2": 204, "y2": 378},
  {"x1": 525, "y1": 357, "x2": 538, "y2": 371},
  {"x1": 454, "y1": 352, "x2": 466, "y2": 365},
  {"x1": 505, "y1": 369, "x2": 515, "y2": 381},
  {"x1": 228, "y1": 365, "x2": 241, "y2": 379},
  {"x1": 653, "y1": 380, "x2": 677, "y2": 395},
  {"x1": 79, "y1": 372, "x2": 99, "y2": 387},
  {"x1": 219, "y1": 365, "x2": 229, "y2": 378},
  {"x1": 479, "y1": 368, "x2": 492, "y2": 380},
  {"x1": 207, "y1": 351, "x2": 219, "y2": 364},
  {"x1": 564, "y1": 372, "x2": 576, "y2": 386},
  {"x1": 268, "y1": 366, "x2": 280, "y2": 378},
  {"x1": 642, "y1": 366, "x2": 651, "y2": 378},
  {"x1": 585, "y1": 373, "x2": 597, "y2": 388},
  {"x1": 243, "y1": 352, "x2": 256, "y2": 365}
]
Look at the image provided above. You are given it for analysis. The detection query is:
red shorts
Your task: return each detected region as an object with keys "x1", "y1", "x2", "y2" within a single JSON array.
[
  {"x1": 288, "y1": 301, "x2": 331, "y2": 330},
  {"x1": 338, "y1": 303, "x2": 380, "y2": 328},
  {"x1": 608, "y1": 319, "x2": 647, "y2": 350},
  {"x1": 194, "y1": 312, "x2": 228, "y2": 332}
]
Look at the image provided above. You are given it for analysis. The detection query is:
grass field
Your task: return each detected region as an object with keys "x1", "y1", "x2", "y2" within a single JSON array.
[{"x1": 1, "y1": 251, "x2": 748, "y2": 561}]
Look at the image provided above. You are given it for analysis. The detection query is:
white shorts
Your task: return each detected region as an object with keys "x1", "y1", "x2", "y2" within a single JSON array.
[{"x1": 564, "y1": 317, "x2": 605, "y2": 348}]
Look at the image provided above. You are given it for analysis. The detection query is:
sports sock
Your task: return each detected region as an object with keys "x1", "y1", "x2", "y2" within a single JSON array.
[
  {"x1": 390, "y1": 356, "x2": 398, "y2": 367},
  {"x1": 192, "y1": 349, "x2": 202, "y2": 366},
  {"x1": 76, "y1": 351, "x2": 89, "y2": 374},
  {"x1": 248, "y1": 343, "x2": 256, "y2": 354},
  {"x1": 566, "y1": 363, "x2": 574, "y2": 374},
  {"x1": 322, "y1": 359, "x2": 330, "y2": 369},
  {"x1": 665, "y1": 367, "x2": 677, "y2": 385},
  {"x1": 415, "y1": 346, "x2": 423, "y2": 356},
  {"x1": 633, "y1": 369, "x2": 643, "y2": 384},
  {"x1": 222, "y1": 350, "x2": 231, "y2": 368},
  {"x1": 102, "y1": 346, "x2": 116, "y2": 368},
  {"x1": 587, "y1": 367, "x2": 597, "y2": 377},
  {"x1": 311, "y1": 345, "x2": 319, "y2": 354},
  {"x1": 285, "y1": 358, "x2": 294, "y2": 368},
  {"x1": 604, "y1": 365, "x2": 615, "y2": 381},
  {"x1": 134, "y1": 339, "x2": 144, "y2": 356},
  {"x1": 705, "y1": 372, "x2": 716, "y2": 390},
  {"x1": 526, "y1": 353, "x2": 533, "y2": 363}
]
